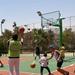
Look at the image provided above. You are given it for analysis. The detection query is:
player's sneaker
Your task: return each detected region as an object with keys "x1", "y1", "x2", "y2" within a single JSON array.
[
  {"x1": 74, "y1": 70, "x2": 75, "y2": 73},
  {"x1": 64, "y1": 72, "x2": 69, "y2": 75}
]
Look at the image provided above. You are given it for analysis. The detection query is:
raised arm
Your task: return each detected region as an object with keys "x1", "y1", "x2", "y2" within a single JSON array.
[
  {"x1": 47, "y1": 52, "x2": 54, "y2": 60},
  {"x1": 20, "y1": 33, "x2": 24, "y2": 43}
]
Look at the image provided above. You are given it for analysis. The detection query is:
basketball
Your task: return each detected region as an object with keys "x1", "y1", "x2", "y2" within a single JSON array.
[
  {"x1": 18, "y1": 26, "x2": 25, "y2": 33},
  {"x1": 30, "y1": 62, "x2": 36, "y2": 68}
]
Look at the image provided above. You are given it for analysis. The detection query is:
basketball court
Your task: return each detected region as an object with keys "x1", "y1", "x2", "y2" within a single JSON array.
[
  {"x1": 0, "y1": 11, "x2": 75, "y2": 75},
  {"x1": 0, "y1": 53, "x2": 75, "y2": 75}
]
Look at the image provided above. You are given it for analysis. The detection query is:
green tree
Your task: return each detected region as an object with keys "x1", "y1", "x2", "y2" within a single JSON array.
[
  {"x1": 48, "y1": 29, "x2": 54, "y2": 44},
  {"x1": 0, "y1": 40, "x2": 7, "y2": 54},
  {"x1": 0, "y1": 29, "x2": 12, "y2": 53},
  {"x1": 2, "y1": 29, "x2": 12, "y2": 40},
  {"x1": 63, "y1": 28, "x2": 75, "y2": 51},
  {"x1": 33, "y1": 29, "x2": 54, "y2": 53}
]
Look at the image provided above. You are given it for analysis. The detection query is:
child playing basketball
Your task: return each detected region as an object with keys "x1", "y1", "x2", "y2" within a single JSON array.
[
  {"x1": 39, "y1": 53, "x2": 53, "y2": 75},
  {"x1": 48, "y1": 45, "x2": 69, "y2": 75},
  {"x1": 35, "y1": 44, "x2": 40, "y2": 60},
  {"x1": 60, "y1": 44, "x2": 65, "y2": 60}
]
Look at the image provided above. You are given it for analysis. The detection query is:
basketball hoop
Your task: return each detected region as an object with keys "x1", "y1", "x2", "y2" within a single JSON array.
[{"x1": 47, "y1": 23, "x2": 52, "y2": 26}]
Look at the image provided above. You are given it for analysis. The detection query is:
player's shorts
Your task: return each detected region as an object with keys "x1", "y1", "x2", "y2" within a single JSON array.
[
  {"x1": 36, "y1": 51, "x2": 40, "y2": 56},
  {"x1": 57, "y1": 58, "x2": 63, "y2": 68},
  {"x1": 36, "y1": 53, "x2": 40, "y2": 56}
]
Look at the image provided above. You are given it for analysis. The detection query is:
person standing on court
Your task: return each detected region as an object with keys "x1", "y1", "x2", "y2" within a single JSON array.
[
  {"x1": 35, "y1": 44, "x2": 40, "y2": 60},
  {"x1": 60, "y1": 43, "x2": 65, "y2": 60},
  {"x1": 7, "y1": 33, "x2": 24, "y2": 75}
]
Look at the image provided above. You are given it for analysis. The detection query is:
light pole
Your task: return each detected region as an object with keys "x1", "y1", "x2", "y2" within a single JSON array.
[
  {"x1": 1, "y1": 19, "x2": 5, "y2": 35},
  {"x1": 12, "y1": 22, "x2": 19, "y2": 34},
  {"x1": 37, "y1": 11, "x2": 43, "y2": 30},
  {"x1": 37, "y1": 11, "x2": 44, "y2": 40},
  {"x1": 24, "y1": 25, "x2": 28, "y2": 43},
  {"x1": 13, "y1": 22, "x2": 16, "y2": 27},
  {"x1": 37, "y1": 11, "x2": 44, "y2": 52},
  {"x1": 24, "y1": 25, "x2": 28, "y2": 33}
]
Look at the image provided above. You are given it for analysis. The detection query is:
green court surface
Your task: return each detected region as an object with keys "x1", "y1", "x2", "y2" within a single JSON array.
[{"x1": 0, "y1": 54, "x2": 75, "y2": 74}]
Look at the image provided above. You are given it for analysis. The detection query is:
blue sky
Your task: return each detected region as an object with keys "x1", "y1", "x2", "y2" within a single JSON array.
[{"x1": 0, "y1": 0, "x2": 75, "y2": 34}]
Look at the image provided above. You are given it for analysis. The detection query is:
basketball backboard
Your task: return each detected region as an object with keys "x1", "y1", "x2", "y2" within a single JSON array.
[{"x1": 42, "y1": 11, "x2": 61, "y2": 27}]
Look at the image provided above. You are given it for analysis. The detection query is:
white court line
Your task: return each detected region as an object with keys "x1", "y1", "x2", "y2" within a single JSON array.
[
  {"x1": 45, "y1": 63, "x2": 75, "y2": 75},
  {"x1": 0, "y1": 70, "x2": 40, "y2": 75}
]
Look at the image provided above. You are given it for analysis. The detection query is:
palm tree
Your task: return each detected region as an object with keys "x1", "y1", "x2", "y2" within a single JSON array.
[{"x1": 33, "y1": 29, "x2": 51, "y2": 53}]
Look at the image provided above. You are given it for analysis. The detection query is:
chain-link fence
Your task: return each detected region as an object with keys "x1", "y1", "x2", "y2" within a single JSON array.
[
  {"x1": 22, "y1": 16, "x2": 75, "y2": 55},
  {"x1": 62, "y1": 16, "x2": 75, "y2": 55}
]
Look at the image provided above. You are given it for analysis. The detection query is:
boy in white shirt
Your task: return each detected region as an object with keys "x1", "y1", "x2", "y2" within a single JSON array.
[{"x1": 39, "y1": 53, "x2": 52, "y2": 75}]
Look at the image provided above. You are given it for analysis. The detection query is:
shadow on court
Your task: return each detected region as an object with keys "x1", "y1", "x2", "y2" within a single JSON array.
[{"x1": 57, "y1": 69, "x2": 69, "y2": 75}]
